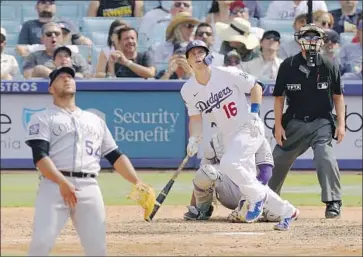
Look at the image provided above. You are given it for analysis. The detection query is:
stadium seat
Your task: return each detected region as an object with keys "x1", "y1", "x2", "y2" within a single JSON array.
[
  {"x1": 0, "y1": 4, "x2": 20, "y2": 20},
  {"x1": 77, "y1": 45, "x2": 92, "y2": 65},
  {"x1": 143, "y1": 1, "x2": 161, "y2": 14},
  {"x1": 91, "y1": 32, "x2": 108, "y2": 46},
  {"x1": 340, "y1": 32, "x2": 355, "y2": 46},
  {"x1": 326, "y1": 1, "x2": 341, "y2": 11},
  {"x1": 4, "y1": 33, "x2": 19, "y2": 45},
  {"x1": 80, "y1": 17, "x2": 143, "y2": 33},
  {"x1": 279, "y1": 32, "x2": 294, "y2": 44},
  {"x1": 1, "y1": 20, "x2": 22, "y2": 33},
  {"x1": 260, "y1": 18, "x2": 294, "y2": 33}
]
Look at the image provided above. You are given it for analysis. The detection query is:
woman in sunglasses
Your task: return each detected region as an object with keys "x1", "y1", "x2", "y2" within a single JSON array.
[{"x1": 313, "y1": 10, "x2": 334, "y2": 30}]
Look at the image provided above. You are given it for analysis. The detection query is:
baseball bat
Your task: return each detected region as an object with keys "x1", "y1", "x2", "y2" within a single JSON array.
[{"x1": 145, "y1": 155, "x2": 189, "y2": 222}]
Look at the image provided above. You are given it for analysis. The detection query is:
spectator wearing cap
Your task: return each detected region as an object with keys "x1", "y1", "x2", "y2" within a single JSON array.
[
  {"x1": 1, "y1": 27, "x2": 20, "y2": 80},
  {"x1": 313, "y1": 10, "x2": 335, "y2": 30},
  {"x1": 95, "y1": 19, "x2": 128, "y2": 78},
  {"x1": 279, "y1": 13, "x2": 308, "y2": 60},
  {"x1": 329, "y1": 0, "x2": 361, "y2": 34},
  {"x1": 265, "y1": 0, "x2": 327, "y2": 20},
  {"x1": 216, "y1": 17, "x2": 260, "y2": 62},
  {"x1": 339, "y1": 19, "x2": 362, "y2": 75},
  {"x1": 321, "y1": 29, "x2": 341, "y2": 66},
  {"x1": 150, "y1": 12, "x2": 200, "y2": 70},
  {"x1": 156, "y1": 45, "x2": 192, "y2": 80},
  {"x1": 87, "y1": 0, "x2": 144, "y2": 17},
  {"x1": 23, "y1": 23, "x2": 91, "y2": 79},
  {"x1": 242, "y1": 30, "x2": 283, "y2": 81},
  {"x1": 139, "y1": 0, "x2": 193, "y2": 46},
  {"x1": 105, "y1": 27, "x2": 156, "y2": 79},
  {"x1": 53, "y1": 46, "x2": 85, "y2": 78},
  {"x1": 16, "y1": 0, "x2": 92, "y2": 58},
  {"x1": 194, "y1": 23, "x2": 224, "y2": 66}
]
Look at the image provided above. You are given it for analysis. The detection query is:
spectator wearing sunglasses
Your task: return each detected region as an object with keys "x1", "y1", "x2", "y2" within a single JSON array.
[
  {"x1": 149, "y1": 12, "x2": 199, "y2": 71},
  {"x1": 194, "y1": 23, "x2": 224, "y2": 66},
  {"x1": 313, "y1": 10, "x2": 334, "y2": 30},
  {"x1": 95, "y1": 19, "x2": 128, "y2": 78},
  {"x1": 139, "y1": 0, "x2": 193, "y2": 46},
  {"x1": 16, "y1": 0, "x2": 92, "y2": 58},
  {"x1": 242, "y1": 30, "x2": 283, "y2": 81},
  {"x1": 321, "y1": 29, "x2": 341, "y2": 66},
  {"x1": 23, "y1": 23, "x2": 91, "y2": 79}
]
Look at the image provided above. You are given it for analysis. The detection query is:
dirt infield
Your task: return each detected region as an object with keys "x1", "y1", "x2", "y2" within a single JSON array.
[{"x1": 1, "y1": 205, "x2": 362, "y2": 256}]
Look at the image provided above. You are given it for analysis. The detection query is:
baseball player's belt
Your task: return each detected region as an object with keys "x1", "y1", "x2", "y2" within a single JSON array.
[{"x1": 60, "y1": 171, "x2": 96, "y2": 178}]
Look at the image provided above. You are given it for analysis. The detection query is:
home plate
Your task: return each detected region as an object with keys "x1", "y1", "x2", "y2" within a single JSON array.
[{"x1": 213, "y1": 232, "x2": 265, "y2": 236}]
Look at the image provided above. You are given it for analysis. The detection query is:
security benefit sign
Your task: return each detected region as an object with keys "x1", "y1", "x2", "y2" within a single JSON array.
[
  {"x1": 76, "y1": 92, "x2": 186, "y2": 158},
  {"x1": 0, "y1": 94, "x2": 53, "y2": 158},
  {"x1": 260, "y1": 96, "x2": 363, "y2": 160}
]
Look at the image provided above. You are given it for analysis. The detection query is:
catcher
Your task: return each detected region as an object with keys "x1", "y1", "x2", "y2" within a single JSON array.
[{"x1": 183, "y1": 131, "x2": 282, "y2": 223}]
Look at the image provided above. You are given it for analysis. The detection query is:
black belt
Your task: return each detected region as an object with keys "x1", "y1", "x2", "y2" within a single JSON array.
[
  {"x1": 292, "y1": 114, "x2": 322, "y2": 122},
  {"x1": 60, "y1": 171, "x2": 96, "y2": 178}
]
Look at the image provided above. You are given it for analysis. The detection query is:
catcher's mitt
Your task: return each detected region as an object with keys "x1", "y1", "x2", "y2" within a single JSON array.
[{"x1": 127, "y1": 183, "x2": 156, "y2": 220}]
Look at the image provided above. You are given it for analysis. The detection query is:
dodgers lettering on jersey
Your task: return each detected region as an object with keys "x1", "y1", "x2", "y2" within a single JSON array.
[
  {"x1": 181, "y1": 66, "x2": 256, "y2": 136},
  {"x1": 25, "y1": 105, "x2": 118, "y2": 175}
]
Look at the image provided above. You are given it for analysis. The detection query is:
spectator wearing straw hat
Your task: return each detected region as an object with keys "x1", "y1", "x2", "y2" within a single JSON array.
[
  {"x1": 149, "y1": 12, "x2": 200, "y2": 69},
  {"x1": 216, "y1": 17, "x2": 260, "y2": 62}
]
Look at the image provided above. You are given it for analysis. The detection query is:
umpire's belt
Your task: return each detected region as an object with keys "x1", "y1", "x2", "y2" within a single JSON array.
[
  {"x1": 60, "y1": 171, "x2": 96, "y2": 178},
  {"x1": 292, "y1": 114, "x2": 321, "y2": 123}
]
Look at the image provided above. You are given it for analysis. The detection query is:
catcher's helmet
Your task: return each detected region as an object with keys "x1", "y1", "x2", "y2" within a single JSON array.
[{"x1": 185, "y1": 40, "x2": 213, "y2": 65}]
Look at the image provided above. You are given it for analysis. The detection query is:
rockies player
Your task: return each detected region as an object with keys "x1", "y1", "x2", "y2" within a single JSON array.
[
  {"x1": 25, "y1": 66, "x2": 152, "y2": 256},
  {"x1": 184, "y1": 131, "x2": 277, "y2": 222},
  {"x1": 181, "y1": 40, "x2": 299, "y2": 230}
]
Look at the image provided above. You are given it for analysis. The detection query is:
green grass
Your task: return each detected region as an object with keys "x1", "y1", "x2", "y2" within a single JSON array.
[{"x1": 1, "y1": 171, "x2": 362, "y2": 207}]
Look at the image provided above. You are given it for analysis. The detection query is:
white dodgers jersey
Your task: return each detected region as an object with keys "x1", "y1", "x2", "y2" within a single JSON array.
[
  {"x1": 181, "y1": 66, "x2": 256, "y2": 137},
  {"x1": 25, "y1": 105, "x2": 118, "y2": 175}
]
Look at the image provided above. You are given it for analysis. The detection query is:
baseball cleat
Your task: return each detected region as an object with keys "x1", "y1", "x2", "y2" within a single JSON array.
[
  {"x1": 245, "y1": 197, "x2": 266, "y2": 223},
  {"x1": 183, "y1": 205, "x2": 213, "y2": 221},
  {"x1": 273, "y1": 209, "x2": 300, "y2": 231},
  {"x1": 325, "y1": 201, "x2": 342, "y2": 219}
]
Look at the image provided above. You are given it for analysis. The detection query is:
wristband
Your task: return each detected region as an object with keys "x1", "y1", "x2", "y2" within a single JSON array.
[{"x1": 251, "y1": 103, "x2": 260, "y2": 113}]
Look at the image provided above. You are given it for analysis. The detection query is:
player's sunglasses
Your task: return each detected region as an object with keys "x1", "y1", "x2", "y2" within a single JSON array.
[
  {"x1": 45, "y1": 31, "x2": 61, "y2": 37},
  {"x1": 183, "y1": 23, "x2": 195, "y2": 29},
  {"x1": 230, "y1": 8, "x2": 247, "y2": 16},
  {"x1": 196, "y1": 31, "x2": 212, "y2": 37},
  {"x1": 174, "y1": 2, "x2": 190, "y2": 8}
]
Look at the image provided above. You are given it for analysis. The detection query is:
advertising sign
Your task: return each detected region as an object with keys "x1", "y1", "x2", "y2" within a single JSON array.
[{"x1": 76, "y1": 91, "x2": 186, "y2": 159}]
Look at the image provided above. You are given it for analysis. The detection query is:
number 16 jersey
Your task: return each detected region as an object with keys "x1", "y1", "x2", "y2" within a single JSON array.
[{"x1": 181, "y1": 66, "x2": 257, "y2": 137}]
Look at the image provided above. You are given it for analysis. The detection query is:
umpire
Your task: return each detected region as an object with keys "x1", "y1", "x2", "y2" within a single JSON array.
[{"x1": 269, "y1": 24, "x2": 346, "y2": 219}]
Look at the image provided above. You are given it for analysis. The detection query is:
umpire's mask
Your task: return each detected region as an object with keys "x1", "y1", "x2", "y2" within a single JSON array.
[{"x1": 295, "y1": 23, "x2": 326, "y2": 67}]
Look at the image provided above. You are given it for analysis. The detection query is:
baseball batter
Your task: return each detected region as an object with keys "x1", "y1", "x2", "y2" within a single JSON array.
[
  {"x1": 184, "y1": 132, "x2": 277, "y2": 222},
  {"x1": 25, "y1": 66, "x2": 154, "y2": 256},
  {"x1": 181, "y1": 40, "x2": 299, "y2": 230}
]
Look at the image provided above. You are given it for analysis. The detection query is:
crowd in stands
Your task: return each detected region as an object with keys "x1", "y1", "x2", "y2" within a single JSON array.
[{"x1": 1, "y1": 0, "x2": 362, "y2": 82}]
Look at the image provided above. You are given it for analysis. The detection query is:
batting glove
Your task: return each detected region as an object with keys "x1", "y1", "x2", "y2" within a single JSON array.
[
  {"x1": 249, "y1": 113, "x2": 263, "y2": 138},
  {"x1": 187, "y1": 137, "x2": 199, "y2": 157}
]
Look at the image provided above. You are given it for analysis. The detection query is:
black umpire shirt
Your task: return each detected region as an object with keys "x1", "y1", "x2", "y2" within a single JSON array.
[{"x1": 273, "y1": 53, "x2": 343, "y2": 118}]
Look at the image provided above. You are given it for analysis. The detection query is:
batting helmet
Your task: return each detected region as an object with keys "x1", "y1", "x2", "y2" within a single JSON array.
[{"x1": 185, "y1": 40, "x2": 214, "y2": 65}]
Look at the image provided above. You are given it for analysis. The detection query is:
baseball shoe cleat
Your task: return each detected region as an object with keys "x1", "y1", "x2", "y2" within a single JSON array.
[
  {"x1": 227, "y1": 200, "x2": 246, "y2": 223},
  {"x1": 183, "y1": 205, "x2": 213, "y2": 221},
  {"x1": 245, "y1": 197, "x2": 266, "y2": 223},
  {"x1": 273, "y1": 209, "x2": 300, "y2": 231},
  {"x1": 325, "y1": 201, "x2": 342, "y2": 219}
]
